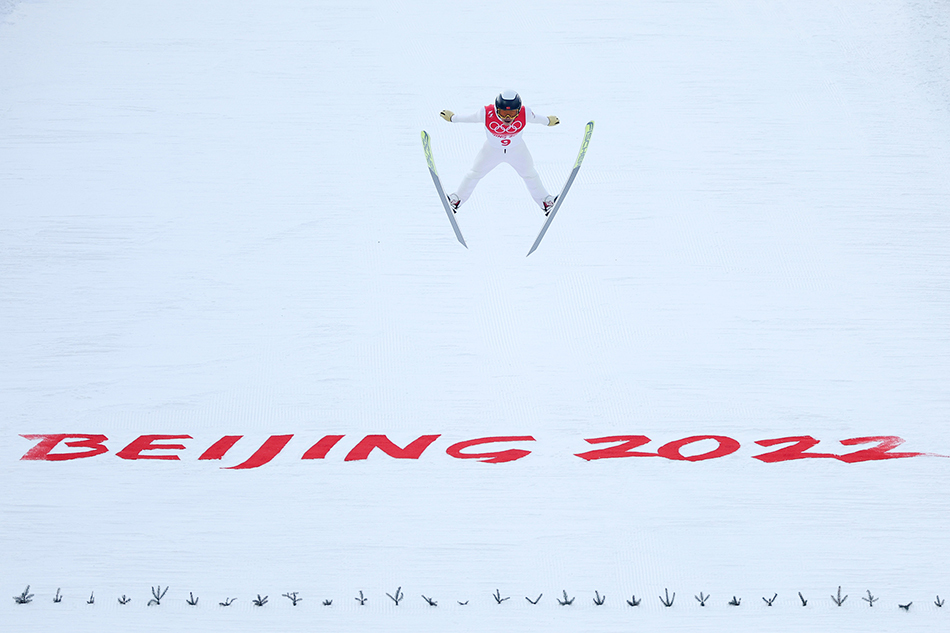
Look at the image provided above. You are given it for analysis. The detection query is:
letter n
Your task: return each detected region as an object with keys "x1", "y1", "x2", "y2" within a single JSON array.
[{"x1": 344, "y1": 434, "x2": 440, "y2": 461}]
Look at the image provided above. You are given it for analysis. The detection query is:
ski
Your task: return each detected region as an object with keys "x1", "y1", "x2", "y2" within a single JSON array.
[
  {"x1": 526, "y1": 121, "x2": 594, "y2": 256},
  {"x1": 421, "y1": 130, "x2": 467, "y2": 248}
]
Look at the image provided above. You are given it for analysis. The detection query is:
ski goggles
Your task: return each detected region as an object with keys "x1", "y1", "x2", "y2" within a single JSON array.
[{"x1": 496, "y1": 107, "x2": 520, "y2": 121}]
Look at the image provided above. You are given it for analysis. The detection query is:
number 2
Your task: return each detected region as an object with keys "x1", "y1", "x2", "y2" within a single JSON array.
[{"x1": 837, "y1": 436, "x2": 923, "y2": 462}]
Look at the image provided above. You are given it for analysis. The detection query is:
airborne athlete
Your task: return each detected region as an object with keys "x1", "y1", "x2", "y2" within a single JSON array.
[{"x1": 440, "y1": 90, "x2": 560, "y2": 215}]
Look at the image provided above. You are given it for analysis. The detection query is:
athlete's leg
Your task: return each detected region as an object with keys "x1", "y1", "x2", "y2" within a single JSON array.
[
  {"x1": 456, "y1": 142, "x2": 504, "y2": 203},
  {"x1": 505, "y1": 142, "x2": 550, "y2": 208}
]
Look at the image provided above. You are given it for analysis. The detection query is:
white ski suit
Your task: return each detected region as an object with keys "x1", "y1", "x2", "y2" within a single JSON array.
[{"x1": 449, "y1": 105, "x2": 552, "y2": 209}]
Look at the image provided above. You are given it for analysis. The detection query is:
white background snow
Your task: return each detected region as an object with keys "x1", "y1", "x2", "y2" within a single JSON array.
[{"x1": 2, "y1": 0, "x2": 950, "y2": 631}]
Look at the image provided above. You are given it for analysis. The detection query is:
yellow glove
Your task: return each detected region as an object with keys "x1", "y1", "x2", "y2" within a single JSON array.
[
  {"x1": 547, "y1": 115, "x2": 560, "y2": 126},
  {"x1": 440, "y1": 110, "x2": 454, "y2": 122}
]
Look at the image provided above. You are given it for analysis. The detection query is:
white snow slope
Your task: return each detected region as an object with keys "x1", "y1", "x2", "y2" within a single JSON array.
[{"x1": 2, "y1": 0, "x2": 950, "y2": 631}]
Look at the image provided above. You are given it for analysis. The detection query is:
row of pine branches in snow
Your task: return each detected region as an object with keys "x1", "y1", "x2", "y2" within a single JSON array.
[{"x1": 9, "y1": 585, "x2": 943, "y2": 611}]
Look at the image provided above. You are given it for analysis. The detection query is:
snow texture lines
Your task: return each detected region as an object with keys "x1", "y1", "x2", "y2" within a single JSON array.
[{"x1": 2, "y1": 1, "x2": 950, "y2": 632}]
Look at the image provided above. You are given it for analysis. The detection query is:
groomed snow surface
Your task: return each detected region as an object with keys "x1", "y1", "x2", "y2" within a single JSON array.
[{"x1": 2, "y1": 0, "x2": 950, "y2": 631}]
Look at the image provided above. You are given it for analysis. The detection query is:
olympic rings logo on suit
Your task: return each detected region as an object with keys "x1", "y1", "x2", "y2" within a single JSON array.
[{"x1": 488, "y1": 120, "x2": 524, "y2": 134}]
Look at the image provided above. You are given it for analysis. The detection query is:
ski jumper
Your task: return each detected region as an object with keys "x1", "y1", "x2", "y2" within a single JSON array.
[{"x1": 451, "y1": 105, "x2": 551, "y2": 209}]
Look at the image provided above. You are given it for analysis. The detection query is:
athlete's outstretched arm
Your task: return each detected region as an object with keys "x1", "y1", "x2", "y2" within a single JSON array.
[
  {"x1": 440, "y1": 109, "x2": 485, "y2": 123},
  {"x1": 525, "y1": 107, "x2": 558, "y2": 126}
]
